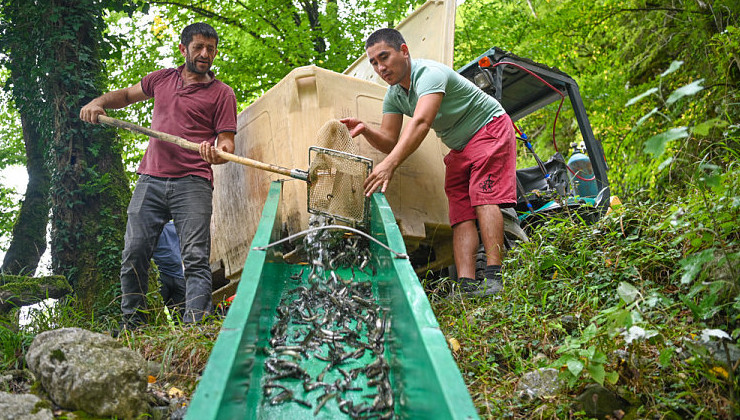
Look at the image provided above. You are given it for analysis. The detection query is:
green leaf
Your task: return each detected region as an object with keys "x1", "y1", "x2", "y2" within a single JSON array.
[
  {"x1": 585, "y1": 345, "x2": 597, "y2": 360},
  {"x1": 659, "y1": 347, "x2": 675, "y2": 367},
  {"x1": 657, "y1": 157, "x2": 674, "y2": 171},
  {"x1": 591, "y1": 350, "x2": 608, "y2": 364},
  {"x1": 632, "y1": 107, "x2": 659, "y2": 130},
  {"x1": 644, "y1": 127, "x2": 689, "y2": 157},
  {"x1": 587, "y1": 363, "x2": 606, "y2": 385},
  {"x1": 582, "y1": 323, "x2": 598, "y2": 341},
  {"x1": 625, "y1": 87, "x2": 658, "y2": 107},
  {"x1": 679, "y1": 249, "x2": 715, "y2": 284},
  {"x1": 539, "y1": 256, "x2": 557, "y2": 270},
  {"x1": 567, "y1": 359, "x2": 584, "y2": 377},
  {"x1": 617, "y1": 281, "x2": 640, "y2": 304},
  {"x1": 666, "y1": 79, "x2": 704, "y2": 105},
  {"x1": 609, "y1": 308, "x2": 634, "y2": 330},
  {"x1": 698, "y1": 163, "x2": 722, "y2": 189},
  {"x1": 660, "y1": 60, "x2": 683, "y2": 77},
  {"x1": 693, "y1": 118, "x2": 728, "y2": 136},
  {"x1": 605, "y1": 371, "x2": 620, "y2": 385}
]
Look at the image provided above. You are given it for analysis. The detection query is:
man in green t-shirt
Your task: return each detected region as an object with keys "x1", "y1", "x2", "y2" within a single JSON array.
[{"x1": 341, "y1": 28, "x2": 517, "y2": 296}]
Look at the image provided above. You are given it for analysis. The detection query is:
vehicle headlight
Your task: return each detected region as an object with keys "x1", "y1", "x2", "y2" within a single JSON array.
[{"x1": 473, "y1": 69, "x2": 494, "y2": 90}]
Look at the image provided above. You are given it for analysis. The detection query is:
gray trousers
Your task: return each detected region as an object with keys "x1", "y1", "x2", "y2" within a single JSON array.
[{"x1": 120, "y1": 175, "x2": 213, "y2": 324}]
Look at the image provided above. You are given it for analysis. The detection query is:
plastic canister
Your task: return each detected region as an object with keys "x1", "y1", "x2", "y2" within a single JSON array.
[{"x1": 567, "y1": 143, "x2": 599, "y2": 197}]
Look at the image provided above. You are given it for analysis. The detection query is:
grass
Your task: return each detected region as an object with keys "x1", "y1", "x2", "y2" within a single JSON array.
[
  {"x1": 0, "y1": 286, "x2": 220, "y2": 400},
  {"x1": 118, "y1": 321, "x2": 220, "y2": 393},
  {"x1": 1, "y1": 167, "x2": 737, "y2": 419},
  {"x1": 427, "y1": 174, "x2": 740, "y2": 419}
]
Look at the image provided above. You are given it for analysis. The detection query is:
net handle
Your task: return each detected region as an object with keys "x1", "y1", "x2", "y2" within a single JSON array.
[{"x1": 98, "y1": 115, "x2": 308, "y2": 181}]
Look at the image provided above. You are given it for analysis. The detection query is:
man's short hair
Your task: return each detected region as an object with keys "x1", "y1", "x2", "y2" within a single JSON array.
[
  {"x1": 181, "y1": 22, "x2": 219, "y2": 47},
  {"x1": 365, "y1": 28, "x2": 406, "y2": 51}
]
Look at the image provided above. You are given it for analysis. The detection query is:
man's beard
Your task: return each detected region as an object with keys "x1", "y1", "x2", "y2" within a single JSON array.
[{"x1": 186, "y1": 53, "x2": 210, "y2": 75}]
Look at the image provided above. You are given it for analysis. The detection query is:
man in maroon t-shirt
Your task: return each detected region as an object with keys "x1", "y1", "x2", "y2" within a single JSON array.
[{"x1": 80, "y1": 22, "x2": 237, "y2": 328}]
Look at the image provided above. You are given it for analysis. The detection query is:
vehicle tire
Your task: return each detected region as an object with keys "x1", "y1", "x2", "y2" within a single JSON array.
[{"x1": 502, "y1": 207, "x2": 529, "y2": 248}]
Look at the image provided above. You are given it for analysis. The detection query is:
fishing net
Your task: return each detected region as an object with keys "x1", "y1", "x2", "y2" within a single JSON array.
[
  {"x1": 96, "y1": 115, "x2": 373, "y2": 225},
  {"x1": 307, "y1": 120, "x2": 373, "y2": 226}
]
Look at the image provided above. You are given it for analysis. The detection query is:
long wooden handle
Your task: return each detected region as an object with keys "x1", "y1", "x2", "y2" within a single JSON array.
[{"x1": 98, "y1": 115, "x2": 308, "y2": 181}]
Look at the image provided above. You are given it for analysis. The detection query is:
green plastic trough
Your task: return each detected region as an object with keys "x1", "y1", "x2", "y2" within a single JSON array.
[{"x1": 187, "y1": 181, "x2": 478, "y2": 419}]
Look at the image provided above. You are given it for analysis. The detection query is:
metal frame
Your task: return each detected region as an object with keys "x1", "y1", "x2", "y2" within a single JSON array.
[
  {"x1": 307, "y1": 146, "x2": 374, "y2": 227},
  {"x1": 457, "y1": 47, "x2": 610, "y2": 210}
]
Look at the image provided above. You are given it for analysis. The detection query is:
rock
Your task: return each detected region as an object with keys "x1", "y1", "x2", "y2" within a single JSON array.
[
  {"x1": 700, "y1": 340, "x2": 740, "y2": 366},
  {"x1": 25, "y1": 327, "x2": 148, "y2": 419},
  {"x1": 576, "y1": 384, "x2": 630, "y2": 419},
  {"x1": 0, "y1": 275, "x2": 71, "y2": 313},
  {"x1": 517, "y1": 368, "x2": 565, "y2": 399},
  {"x1": 0, "y1": 391, "x2": 53, "y2": 420}
]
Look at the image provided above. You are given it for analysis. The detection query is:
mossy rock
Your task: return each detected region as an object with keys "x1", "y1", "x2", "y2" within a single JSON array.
[{"x1": 0, "y1": 274, "x2": 72, "y2": 313}]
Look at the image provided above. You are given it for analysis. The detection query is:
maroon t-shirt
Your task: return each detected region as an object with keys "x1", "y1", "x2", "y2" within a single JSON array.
[{"x1": 138, "y1": 65, "x2": 237, "y2": 183}]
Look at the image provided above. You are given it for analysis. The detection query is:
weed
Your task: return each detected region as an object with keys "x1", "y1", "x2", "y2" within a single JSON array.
[
  {"x1": 431, "y1": 184, "x2": 740, "y2": 418},
  {"x1": 119, "y1": 319, "x2": 220, "y2": 391},
  {"x1": 0, "y1": 323, "x2": 32, "y2": 371}
]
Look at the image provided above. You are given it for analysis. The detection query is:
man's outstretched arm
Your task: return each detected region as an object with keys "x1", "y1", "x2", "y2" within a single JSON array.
[
  {"x1": 362, "y1": 92, "x2": 443, "y2": 196},
  {"x1": 79, "y1": 82, "x2": 150, "y2": 124},
  {"x1": 340, "y1": 112, "x2": 403, "y2": 155}
]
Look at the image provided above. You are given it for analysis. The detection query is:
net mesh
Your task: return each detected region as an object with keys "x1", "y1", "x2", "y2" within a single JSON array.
[
  {"x1": 315, "y1": 118, "x2": 357, "y2": 154},
  {"x1": 307, "y1": 120, "x2": 372, "y2": 226}
]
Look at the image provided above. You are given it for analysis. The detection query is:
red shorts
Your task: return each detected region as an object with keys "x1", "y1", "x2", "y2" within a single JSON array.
[{"x1": 443, "y1": 114, "x2": 517, "y2": 226}]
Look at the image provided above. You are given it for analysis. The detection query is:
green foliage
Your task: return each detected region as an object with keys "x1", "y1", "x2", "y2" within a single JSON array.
[
  {"x1": 553, "y1": 323, "x2": 618, "y2": 387},
  {"x1": 433, "y1": 188, "x2": 739, "y2": 417},
  {"x1": 120, "y1": 321, "x2": 220, "y2": 392},
  {"x1": 0, "y1": 84, "x2": 23, "y2": 168},
  {"x1": 0, "y1": 324, "x2": 32, "y2": 371},
  {"x1": 455, "y1": 0, "x2": 739, "y2": 201},
  {"x1": 134, "y1": 0, "x2": 422, "y2": 103},
  {"x1": 0, "y1": 14, "x2": 35, "y2": 252},
  {"x1": 0, "y1": 185, "x2": 20, "y2": 252}
]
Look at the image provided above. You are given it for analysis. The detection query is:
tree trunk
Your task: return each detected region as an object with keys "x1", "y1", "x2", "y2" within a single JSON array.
[
  {"x1": 1, "y1": 0, "x2": 131, "y2": 311},
  {"x1": 43, "y1": 0, "x2": 131, "y2": 311},
  {"x1": 0, "y1": 109, "x2": 51, "y2": 276}
]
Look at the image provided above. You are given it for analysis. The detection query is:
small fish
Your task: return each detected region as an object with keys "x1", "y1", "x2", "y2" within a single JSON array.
[
  {"x1": 293, "y1": 398, "x2": 312, "y2": 408},
  {"x1": 278, "y1": 350, "x2": 302, "y2": 360},
  {"x1": 313, "y1": 392, "x2": 337, "y2": 415},
  {"x1": 269, "y1": 389, "x2": 293, "y2": 405},
  {"x1": 262, "y1": 383, "x2": 287, "y2": 397}
]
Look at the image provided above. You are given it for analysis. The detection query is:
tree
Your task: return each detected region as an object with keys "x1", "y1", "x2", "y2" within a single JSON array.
[
  {"x1": 455, "y1": 0, "x2": 739, "y2": 196},
  {"x1": 149, "y1": 0, "x2": 422, "y2": 102},
  {"x1": 0, "y1": 73, "x2": 25, "y2": 260},
  {"x1": 0, "y1": 100, "x2": 50, "y2": 276},
  {"x1": 0, "y1": 9, "x2": 51, "y2": 275},
  {"x1": 0, "y1": 0, "x2": 135, "y2": 311}
]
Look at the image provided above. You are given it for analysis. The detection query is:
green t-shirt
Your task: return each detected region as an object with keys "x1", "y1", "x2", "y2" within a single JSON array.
[{"x1": 383, "y1": 59, "x2": 506, "y2": 150}]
